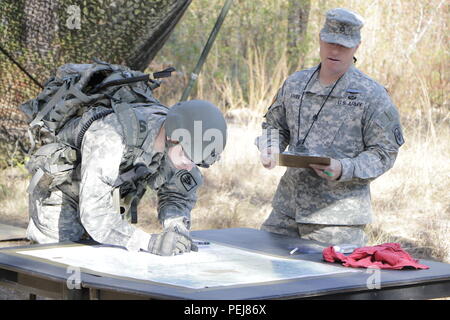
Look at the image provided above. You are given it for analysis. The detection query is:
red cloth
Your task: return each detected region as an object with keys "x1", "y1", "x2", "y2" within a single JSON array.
[{"x1": 323, "y1": 243, "x2": 429, "y2": 270}]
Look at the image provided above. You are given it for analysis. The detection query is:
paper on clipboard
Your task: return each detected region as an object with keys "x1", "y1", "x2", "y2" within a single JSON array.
[{"x1": 277, "y1": 152, "x2": 330, "y2": 168}]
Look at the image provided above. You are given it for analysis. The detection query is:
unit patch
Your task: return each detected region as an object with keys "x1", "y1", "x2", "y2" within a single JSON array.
[{"x1": 179, "y1": 172, "x2": 197, "y2": 192}]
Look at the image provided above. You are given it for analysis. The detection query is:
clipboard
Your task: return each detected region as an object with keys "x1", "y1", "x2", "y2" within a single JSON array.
[{"x1": 277, "y1": 152, "x2": 330, "y2": 168}]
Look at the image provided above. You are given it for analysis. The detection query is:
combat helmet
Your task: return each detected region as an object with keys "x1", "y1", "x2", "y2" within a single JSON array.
[{"x1": 164, "y1": 100, "x2": 227, "y2": 168}]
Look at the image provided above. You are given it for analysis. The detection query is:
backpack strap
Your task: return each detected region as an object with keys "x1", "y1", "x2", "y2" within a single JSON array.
[
  {"x1": 29, "y1": 76, "x2": 101, "y2": 129},
  {"x1": 89, "y1": 74, "x2": 150, "y2": 94}
]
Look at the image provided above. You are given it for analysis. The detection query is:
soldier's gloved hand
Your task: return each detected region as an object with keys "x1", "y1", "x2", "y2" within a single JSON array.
[
  {"x1": 147, "y1": 229, "x2": 193, "y2": 256},
  {"x1": 147, "y1": 217, "x2": 198, "y2": 256},
  {"x1": 164, "y1": 216, "x2": 198, "y2": 253}
]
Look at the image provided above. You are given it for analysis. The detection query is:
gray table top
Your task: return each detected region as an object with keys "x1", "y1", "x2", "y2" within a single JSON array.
[{"x1": 0, "y1": 228, "x2": 449, "y2": 299}]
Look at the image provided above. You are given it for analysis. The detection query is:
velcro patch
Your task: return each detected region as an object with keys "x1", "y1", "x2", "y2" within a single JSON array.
[
  {"x1": 393, "y1": 126, "x2": 405, "y2": 146},
  {"x1": 384, "y1": 110, "x2": 393, "y2": 122}
]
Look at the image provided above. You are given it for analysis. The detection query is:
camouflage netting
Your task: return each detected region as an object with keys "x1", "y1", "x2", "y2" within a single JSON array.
[{"x1": 0, "y1": 0, "x2": 191, "y2": 167}]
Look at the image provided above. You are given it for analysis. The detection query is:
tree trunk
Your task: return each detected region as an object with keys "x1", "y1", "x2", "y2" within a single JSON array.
[{"x1": 287, "y1": 0, "x2": 311, "y2": 73}]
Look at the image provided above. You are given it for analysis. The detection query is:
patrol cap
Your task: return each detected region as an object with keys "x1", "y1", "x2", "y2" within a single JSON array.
[
  {"x1": 320, "y1": 8, "x2": 364, "y2": 48},
  {"x1": 164, "y1": 100, "x2": 227, "y2": 168}
]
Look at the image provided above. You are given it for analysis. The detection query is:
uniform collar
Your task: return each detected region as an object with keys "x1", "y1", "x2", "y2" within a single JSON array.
[{"x1": 305, "y1": 64, "x2": 354, "y2": 98}]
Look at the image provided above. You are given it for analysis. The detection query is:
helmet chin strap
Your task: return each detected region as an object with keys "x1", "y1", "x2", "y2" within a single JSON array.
[{"x1": 196, "y1": 160, "x2": 210, "y2": 168}]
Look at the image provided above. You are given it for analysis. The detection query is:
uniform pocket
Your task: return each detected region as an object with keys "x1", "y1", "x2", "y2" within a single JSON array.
[
  {"x1": 305, "y1": 101, "x2": 350, "y2": 149},
  {"x1": 27, "y1": 143, "x2": 78, "y2": 192},
  {"x1": 272, "y1": 169, "x2": 297, "y2": 218},
  {"x1": 331, "y1": 101, "x2": 366, "y2": 157}
]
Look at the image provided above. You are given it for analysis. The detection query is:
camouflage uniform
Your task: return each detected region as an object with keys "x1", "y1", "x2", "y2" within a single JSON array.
[
  {"x1": 257, "y1": 58, "x2": 404, "y2": 247},
  {"x1": 27, "y1": 106, "x2": 202, "y2": 252},
  {"x1": 256, "y1": 8, "x2": 404, "y2": 247}
]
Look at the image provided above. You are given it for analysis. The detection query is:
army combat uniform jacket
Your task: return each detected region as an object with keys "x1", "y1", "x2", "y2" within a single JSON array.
[
  {"x1": 256, "y1": 64, "x2": 404, "y2": 225},
  {"x1": 27, "y1": 106, "x2": 202, "y2": 252}
]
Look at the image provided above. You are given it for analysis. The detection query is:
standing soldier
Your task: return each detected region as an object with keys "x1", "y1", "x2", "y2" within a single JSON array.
[{"x1": 256, "y1": 8, "x2": 404, "y2": 246}]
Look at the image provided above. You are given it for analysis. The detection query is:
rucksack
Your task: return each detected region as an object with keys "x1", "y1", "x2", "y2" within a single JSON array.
[
  {"x1": 20, "y1": 59, "x2": 174, "y2": 222},
  {"x1": 21, "y1": 59, "x2": 174, "y2": 149}
]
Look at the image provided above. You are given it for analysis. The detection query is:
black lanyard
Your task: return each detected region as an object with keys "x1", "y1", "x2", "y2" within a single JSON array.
[{"x1": 296, "y1": 65, "x2": 344, "y2": 147}]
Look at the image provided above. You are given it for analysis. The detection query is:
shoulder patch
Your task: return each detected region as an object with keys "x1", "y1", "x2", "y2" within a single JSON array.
[
  {"x1": 174, "y1": 170, "x2": 199, "y2": 193},
  {"x1": 180, "y1": 171, "x2": 198, "y2": 192},
  {"x1": 393, "y1": 126, "x2": 405, "y2": 146}
]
